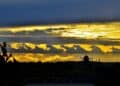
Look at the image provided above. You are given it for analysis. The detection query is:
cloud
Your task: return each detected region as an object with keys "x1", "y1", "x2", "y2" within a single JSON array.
[
  {"x1": 112, "y1": 48, "x2": 120, "y2": 53},
  {"x1": 5, "y1": 36, "x2": 119, "y2": 45},
  {"x1": 10, "y1": 43, "x2": 120, "y2": 53}
]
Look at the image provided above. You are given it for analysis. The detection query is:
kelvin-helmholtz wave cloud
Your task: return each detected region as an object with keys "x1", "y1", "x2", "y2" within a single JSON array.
[
  {"x1": 0, "y1": 0, "x2": 120, "y2": 26},
  {"x1": 9, "y1": 43, "x2": 120, "y2": 54}
]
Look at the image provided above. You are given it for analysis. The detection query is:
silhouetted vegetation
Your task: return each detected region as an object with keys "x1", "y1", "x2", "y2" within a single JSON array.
[
  {"x1": 83, "y1": 55, "x2": 90, "y2": 63},
  {"x1": 0, "y1": 42, "x2": 12, "y2": 63}
]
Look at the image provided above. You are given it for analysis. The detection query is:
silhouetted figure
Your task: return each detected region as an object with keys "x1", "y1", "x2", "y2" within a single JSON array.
[
  {"x1": 0, "y1": 42, "x2": 12, "y2": 63},
  {"x1": 0, "y1": 55, "x2": 5, "y2": 63},
  {"x1": 83, "y1": 55, "x2": 90, "y2": 63},
  {"x1": 0, "y1": 42, "x2": 7, "y2": 57}
]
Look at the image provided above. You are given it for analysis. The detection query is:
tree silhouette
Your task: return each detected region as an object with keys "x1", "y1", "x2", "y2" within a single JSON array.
[
  {"x1": 83, "y1": 55, "x2": 90, "y2": 63},
  {"x1": 0, "y1": 42, "x2": 12, "y2": 63}
]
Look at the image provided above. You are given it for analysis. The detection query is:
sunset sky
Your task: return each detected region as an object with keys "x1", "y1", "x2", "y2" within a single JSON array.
[
  {"x1": 0, "y1": 0, "x2": 120, "y2": 62},
  {"x1": 0, "y1": 22, "x2": 120, "y2": 62}
]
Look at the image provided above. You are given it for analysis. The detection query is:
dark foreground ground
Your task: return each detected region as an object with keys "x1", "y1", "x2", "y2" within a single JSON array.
[{"x1": 0, "y1": 61, "x2": 120, "y2": 86}]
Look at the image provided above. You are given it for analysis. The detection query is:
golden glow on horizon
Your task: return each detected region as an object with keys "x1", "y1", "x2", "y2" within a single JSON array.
[
  {"x1": 12, "y1": 53, "x2": 82, "y2": 63},
  {"x1": 8, "y1": 42, "x2": 120, "y2": 63},
  {"x1": 9, "y1": 53, "x2": 120, "y2": 63}
]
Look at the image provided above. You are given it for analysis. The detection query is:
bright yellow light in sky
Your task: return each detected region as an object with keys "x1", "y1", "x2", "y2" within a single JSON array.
[
  {"x1": 0, "y1": 22, "x2": 120, "y2": 40},
  {"x1": 10, "y1": 43, "x2": 22, "y2": 49},
  {"x1": 52, "y1": 44, "x2": 62, "y2": 49},
  {"x1": 10, "y1": 53, "x2": 120, "y2": 63},
  {"x1": 12, "y1": 53, "x2": 81, "y2": 63},
  {"x1": 37, "y1": 44, "x2": 47, "y2": 50},
  {"x1": 24, "y1": 43, "x2": 36, "y2": 49},
  {"x1": 96, "y1": 45, "x2": 113, "y2": 53},
  {"x1": 64, "y1": 44, "x2": 74, "y2": 48},
  {"x1": 114, "y1": 46, "x2": 120, "y2": 49},
  {"x1": 80, "y1": 44, "x2": 92, "y2": 51},
  {"x1": 1, "y1": 22, "x2": 120, "y2": 62},
  {"x1": 10, "y1": 42, "x2": 120, "y2": 53},
  {"x1": 8, "y1": 42, "x2": 120, "y2": 62},
  {"x1": 0, "y1": 24, "x2": 70, "y2": 33}
]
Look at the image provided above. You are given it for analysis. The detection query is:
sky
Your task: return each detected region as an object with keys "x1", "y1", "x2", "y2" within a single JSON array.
[
  {"x1": 0, "y1": 0, "x2": 120, "y2": 26},
  {"x1": 0, "y1": 0, "x2": 120, "y2": 62},
  {"x1": 0, "y1": 22, "x2": 120, "y2": 54}
]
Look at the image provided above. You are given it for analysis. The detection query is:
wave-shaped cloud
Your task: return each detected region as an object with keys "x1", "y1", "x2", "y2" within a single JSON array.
[{"x1": 9, "y1": 43, "x2": 120, "y2": 53}]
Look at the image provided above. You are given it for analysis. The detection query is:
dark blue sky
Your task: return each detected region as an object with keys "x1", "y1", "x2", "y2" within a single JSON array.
[{"x1": 0, "y1": 0, "x2": 120, "y2": 26}]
